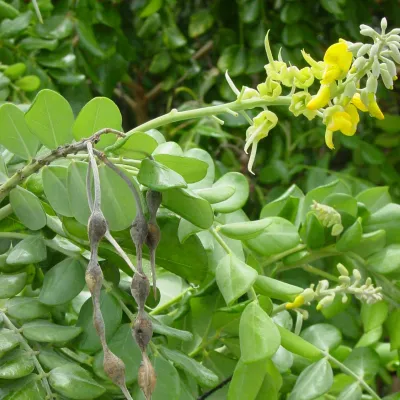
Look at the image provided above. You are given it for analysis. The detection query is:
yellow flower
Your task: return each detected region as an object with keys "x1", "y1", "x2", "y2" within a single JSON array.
[
  {"x1": 324, "y1": 104, "x2": 359, "y2": 149},
  {"x1": 351, "y1": 93, "x2": 368, "y2": 112},
  {"x1": 321, "y1": 41, "x2": 353, "y2": 84},
  {"x1": 286, "y1": 295, "x2": 305, "y2": 310},
  {"x1": 367, "y1": 93, "x2": 384, "y2": 120},
  {"x1": 301, "y1": 50, "x2": 325, "y2": 80},
  {"x1": 307, "y1": 84, "x2": 331, "y2": 110},
  {"x1": 245, "y1": 110, "x2": 278, "y2": 174}
]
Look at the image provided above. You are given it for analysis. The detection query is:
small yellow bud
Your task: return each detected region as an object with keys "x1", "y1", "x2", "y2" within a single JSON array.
[
  {"x1": 307, "y1": 84, "x2": 331, "y2": 110},
  {"x1": 367, "y1": 93, "x2": 384, "y2": 120},
  {"x1": 286, "y1": 295, "x2": 305, "y2": 310},
  {"x1": 351, "y1": 93, "x2": 368, "y2": 112}
]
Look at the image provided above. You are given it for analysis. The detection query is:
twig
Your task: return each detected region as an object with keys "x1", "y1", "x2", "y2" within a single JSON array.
[{"x1": 197, "y1": 376, "x2": 232, "y2": 400}]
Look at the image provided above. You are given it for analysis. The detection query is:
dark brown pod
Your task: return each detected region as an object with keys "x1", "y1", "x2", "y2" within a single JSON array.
[
  {"x1": 131, "y1": 272, "x2": 150, "y2": 311},
  {"x1": 138, "y1": 354, "x2": 157, "y2": 400},
  {"x1": 103, "y1": 347, "x2": 127, "y2": 388},
  {"x1": 133, "y1": 314, "x2": 153, "y2": 351},
  {"x1": 88, "y1": 209, "x2": 108, "y2": 245},
  {"x1": 146, "y1": 222, "x2": 161, "y2": 249},
  {"x1": 146, "y1": 190, "x2": 162, "y2": 219},
  {"x1": 130, "y1": 213, "x2": 148, "y2": 248}
]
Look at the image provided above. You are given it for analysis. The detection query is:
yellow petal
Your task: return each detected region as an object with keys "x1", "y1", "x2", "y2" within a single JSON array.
[
  {"x1": 307, "y1": 85, "x2": 331, "y2": 110},
  {"x1": 285, "y1": 295, "x2": 305, "y2": 310},
  {"x1": 351, "y1": 93, "x2": 368, "y2": 112},
  {"x1": 368, "y1": 101, "x2": 385, "y2": 120},
  {"x1": 324, "y1": 42, "x2": 352, "y2": 73},
  {"x1": 321, "y1": 65, "x2": 341, "y2": 85},
  {"x1": 328, "y1": 111, "x2": 352, "y2": 134},
  {"x1": 325, "y1": 130, "x2": 335, "y2": 150}
]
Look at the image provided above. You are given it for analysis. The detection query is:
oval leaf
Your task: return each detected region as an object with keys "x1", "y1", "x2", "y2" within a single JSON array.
[
  {"x1": 219, "y1": 218, "x2": 272, "y2": 240},
  {"x1": 115, "y1": 131, "x2": 158, "y2": 159},
  {"x1": 0, "y1": 272, "x2": 27, "y2": 299},
  {"x1": 6, "y1": 236, "x2": 46, "y2": 265},
  {"x1": 301, "y1": 324, "x2": 342, "y2": 352},
  {"x1": 21, "y1": 320, "x2": 82, "y2": 343}
]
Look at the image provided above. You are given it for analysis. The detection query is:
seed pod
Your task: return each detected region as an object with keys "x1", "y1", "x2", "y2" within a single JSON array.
[
  {"x1": 131, "y1": 272, "x2": 150, "y2": 311},
  {"x1": 146, "y1": 190, "x2": 162, "y2": 219},
  {"x1": 103, "y1": 347, "x2": 127, "y2": 388},
  {"x1": 133, "y1": 313, "x2": 153, "y2": 351},
  {"x1": 130, "y1": 213, "x2": 148, "y2": 249},
  {"x1": 85, "y1": 260, "x2": 103, "y2": 294},
  {"x1": 93, "y1": 309, "x2": 106, "y2": 337},
  {"x1": 88, "y1": 209, "x2": 108, "y2": 245},
  {"x1": 146, "y1": 222, "x2": 160, "y2": 298},
  {"x1": 138, "y1": 354, "x2": 157, "y2": 400}
]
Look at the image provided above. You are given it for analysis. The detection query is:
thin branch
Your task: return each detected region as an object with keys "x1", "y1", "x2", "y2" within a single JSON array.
[
  {"x1": 104, "y1": 231, "x2": 137, "y2": 274},
  {"x1": 197, "y1": 376, "x2": 232, "y2": 400}
]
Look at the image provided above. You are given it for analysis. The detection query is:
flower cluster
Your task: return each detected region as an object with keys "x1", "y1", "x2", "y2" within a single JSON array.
[
  {"x1": 225, "y1": 18, "x2": 399, "y2": 173},
  {"x1": 286, "y1": 263, "x2": 383, "y2": 311},
  {"x1": 311, "y1": 200, "x2": 344, "y2": 236}
]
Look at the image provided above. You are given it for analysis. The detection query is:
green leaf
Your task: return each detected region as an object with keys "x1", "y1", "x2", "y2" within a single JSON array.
[
  {"x1": 6, "y1": 236, "x2": 46, "y2": 265},
  {"x1": 336, "y1": 218, "x2": 363, "y2": 252},
  {"x1": 149, "y1": 51, "x2": 172, "y2": 74},
  {"x1": 39, "y1": 258, "x2": 85, "y2": 305},
  {"x1": 271, "y1": 345, "x2": 294, "y2": 373},
  {"x1": 14, "y1": 76, "x2": 40, "y2": 92},
  {"x1": 4, "y1": 63, "x2": 26, "y2": 79},
  {"x1": 25, "y1": 89, "x2": 74, "y2": 149},
  {"x1": 35, "y1": 15, "x2": 74, "y2": 39},
  {"x1": 151, "y1": 317, "x2": 193, "y2": 342},
  {"x1": 0, "y1": 103, "x2": 39, "y2": 160},
  {"x1": 21, "y1": 320, "x2": 82, "y2": 343},
  {"x1": 0, "y1": 374, "x2": 46, "y2": 399},
  {"x1": 216, "y1": 254, "x2": 258, "y2": 305},
  {"x1": 228, "y1": 358, "x2": 267, "y2": 400},
  {"x1": 0, "y1": 11, "x2": 32, "y2": 38},
  {"x1": 42, "y1": 166, "x2": 73, "y2": 217},
  {"x1": 19, "y1": 37, "x2": 58, "y2": 51},
  {"x1": 0, "y1": 329, "x2": 19, "y2": 357},
  {"x1": 301, "y1": 324, "x2": 342, "y2": 352},
  {"x1": 154, "y1": 154, "x2": 208, "y2": 184},
  {"x1": 49, "y1": 364, "x2": 105, "y2": 399},
  {"x1": 343, "y1": 347, "x2": 380, "y2": 380},
  {"x1": 364, "y1": 204, "x2": 400, "y2": 245},
  {"x1": 114, "y1": 132, "x2": 158, "y2": 159},
  {"x1": 240, "y1": 302, "x2": 280, "y2": 363},
  {"x1": 280, "y1": 2, "x2": 303, "y2": 23},
  {"x1": 73, "y1": 97, "x2": 122, "y2": 149},
  {"x1": 361, "y1": 301, "x2": 388, "y2": 332},
  {"x1": 337, "y1": 383, "x2": 362, "y2": 400},
  {"x1": 288, "y1": 359, "x2": 333, "y2": 400},
  {"x1": 254, "y1": 276, "x2": 303, "y2": 302},
  {"x1": 246, "y1": 217, "x2": 300, "y2": 256},
  {"x1": 356, "y1": 326, "x2": 382, "y2": 348},
  {"x1": 351, "y1": 230, "x2": 386, "y2": 258},
  {"x1": 356, "y1": 187, "x2": 391, "y2": 213},
  {"x1": 186, "y1": 148, "x2": 215, "y2": 190},
  {"x1": 162, "y1": 187, "x2": 213, "y2": 229},
  {"x1": 385, "y1": 309, "x2": 400, "y2": 350},
  {"x1": 140, "y1": 0, "x2": 163, "y2": 17},
  {"x1": 76, "y1": 21, "x2": 105, "y2": 59},
  {"x1": 0, "y1": 350, "x2": 34, "y2": 379},
  {"x1": 76, "y1": 290, "x2": 122, "y2": 353},
  {"x1": 0, "y1": 272, "x2": 27, "y2": 299},
  {"x1": 67, "y1": 161, "x2": 91, "y2": 225},
  {"x1": 6, "y1": 297, "x2": 50, "y2": 320},
  {"x1": 93, "y1": 324, "x2": 141, "y2": 384},
  {"x1": 195, "y1": 185, "x2": 235, "y2": 204},
  {"x1": 138, "y1": 158, "x2": 187, "y2": 191},
  {"x1": 10, "y1": 186, "x2": 46, "y2": 231},
  {"x1": 0, "y1": 1, "x2": 19, "y2": 19},
  {"x1": 217, "y1": 45, "x2": 247, "y2": 77},
  {"x1": 160, "y1": 347, "x2": 219, "y2": 387},
  {"x1": 98, "y1": 165, "x2": 138, "y2": 231},
  {"x1": 324, "y1": 193, "x2": 358, "y2": 218},
  {"x1": 189, "y1": 9, "x2": 214, "y2": 38},
  {"x1": 367, "y1": 244, "x2": 400, "y2": 275},
  {"x1": 301, "y1": 212, "x2": 326, "y2": 250},
  {"x1": 162, "y1": 24, "x2": 187, "y2": 49},
  {"x1": 212, "y1": 172, "x2": 249, "y2": 213},
  {"x1": 219, "y1": 219, "x2": 272, "y2": 240}
]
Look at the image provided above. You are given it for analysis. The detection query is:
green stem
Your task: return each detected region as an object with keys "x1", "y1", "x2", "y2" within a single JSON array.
[
  {"x1": 262, "y1": 244, "x2": 307, "y2": 268},
  {"x1": 1, "y1": 312, "x2": 54, "y2": 399},
  {"x1": 323, "y1": 351, "x2": 381, "y2": 400},
  {"x1": 302, "y1": 265, "x2": 339, "y2": 282},
  {"x1": 189, "y1": 333, "x2": 220, "y2": 358},
  {"x1": 67, "y1": 154, "x2": 142, "y2": 168},
  {"x1": 282, "y1": 245, "x2": 339, "y2": 268},
  {"x1": 102, "y1": 280, "x2": 136, "y2": 321},
  {"x1": 59, "y1": 348, "x2": 93, "y2": 366},
  {"x1": 104, "y1": 97, "x2": 291, "y2": 153},
  {"x1": 150, "y1": 287, "x2": 193, "y2": 316},
  {"x1": 210, "y1": 228, "x2": 232, "y2": 255},
  {"x1": 0, "y1": 232, "x2": 28, "y2": 239},
  {"x1": 271, "y1": 303, "x2": 287, "y2": 316},
  {"x1": 0, "y1": 204, "x2": 12, "y2": 221}
]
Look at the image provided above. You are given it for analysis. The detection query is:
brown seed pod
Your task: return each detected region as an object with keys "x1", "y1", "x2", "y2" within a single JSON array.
[
  {"x1": 138, "y1": 354, "x2": 157, "y2": 400},
  {"x1": 146, "y1": 222, "x2": 161, "y2": 249},
  {"x1": 146, "y1": 190, "x2": 162, "y2": 219},
  {"x1": 88, "y1": 209, "x2": 108, "y2": 245},
  {"x1": 133, "y1": 313, "x2": 153, "y2": 352},
  {"x1": 93, "y1": 309, "x2": 106, "y2": 337},
  {"x1": 103, "y1": 347, "x2": 127, "y2": 388},
  {"x1": 130, "y1": 213, "x2": 148, "y2": 249},
  {"x1": 131, "y1": 272, "x2": 150, "y2": 311},
  {"x1": 85, "y1": 260, "x2": 103, "y2": 294}
]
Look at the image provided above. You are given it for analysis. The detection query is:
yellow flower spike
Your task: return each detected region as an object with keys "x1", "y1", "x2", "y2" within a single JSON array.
[
  {"x1": 285, "y1": 295, "x2": 305, "y2": 310},
  {"x1": 351, "y1": 93, "x2": 368, "y2": 112},
  {"x1": 307, "y1": 84, "x2": 331, "y2": 110},
  {"x1": 367, "y1": 93, "x2": 385, "y2": 120},
  {"x1": 321, "y1": 41, "x2": 353, "y2": 84}
]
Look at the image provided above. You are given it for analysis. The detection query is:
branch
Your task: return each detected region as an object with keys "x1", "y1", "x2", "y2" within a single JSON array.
[{"x1": 197, "y1": 376, "x2": 232, "y2": 400}]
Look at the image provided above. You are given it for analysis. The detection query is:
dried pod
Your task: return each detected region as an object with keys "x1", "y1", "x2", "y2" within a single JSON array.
[
  {"x1": 146, "y1": 222, "x2": 161, "y2": 249},
  {"x1": 133, "y1": 313, "x2": 153, "y2": 351},
  {"x1": 85, "y1": 260, "x2": 103, "y2": 294},
  {"x1": 103, "y1": 347, "x2": 127, "y2": 388},
  {"x1": 131, "y1": 272, "x2": 150, "y2": 311},
  {"x1": 130, "y1": 213, "x2": 148, "y2": 249},
  {"x1": 146, "y1": 190, "x2": 162, "y2": 219},
  {"x1": 138, "y1": 354, "x2": 157, "y2": 400},
  {"x1": 88, "y1": 209, "x2": 108, "y2": 245},
  {"x1": 93, "y1": 308, "x2": 106, "y2": 338}
]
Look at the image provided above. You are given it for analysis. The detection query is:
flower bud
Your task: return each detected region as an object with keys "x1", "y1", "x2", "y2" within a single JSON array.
[
  {"x1": 138, "y1": 354, "x2": 157, "y2": 400},
  {"x1": 389, "y1": 28, "x2": 400, "y2": 35},
  {"x1": 380, "y1": 64, "x2": 394, "y2": 89},
  {"x1": 360, "y1": 26, "x2": 378, "y2": 38},
  {"x1": 352, "y1": 269, "x2": 361, "y2": 282},
  {"x1": 347, "y1": 42, "x2": 363, "y2": 54},
  {"x1": 316, "y1": 294, "x2": 335, "y2": 310},
  {"x1": 372, "y1": 57, "x2": 380, "y2": 77},
  {"x1": 88, "y1": 210, "x2": 108, "y2": 245},
  {"x1": 387, "y1": 34, "x2": 400, "y2": 42},
  {"x1": 356, "y1": 44, "x2": 371, "y2": 57},
  {"x1": 366, "y1": 75, "x2": 378, "y2": 93},
  {"x1": 382, "y1": 57, "x2": 397, "y2": 77},
  {"x1": 131, "y1": 272, "x2": 150, "y2": 312},
  {"x1": 388, "y1": 43, "x2": 400, "y2": 63},
  {"x1": 352, "y1": 56, "x2": 367, "y2": 71},
  {"x1": 337, "y1": 263, "x2": 349, "y2": 277},
  {"x1": 381, "y1": 17, "x2": 387, "y2": 33},
  {"x1": 343, "y1": 81, "x2": 357, "y2": 98},
  {"x1": 133, "y1": 313, "x2": 153, "y2": 351},
  {"x1": 103, "y1": 348, "x2": 126, "y2": 388}
]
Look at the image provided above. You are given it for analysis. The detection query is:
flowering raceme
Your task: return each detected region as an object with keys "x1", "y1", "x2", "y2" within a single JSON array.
[{"x1": 321, "y1": 41, "x2": 353, "y2": 84}]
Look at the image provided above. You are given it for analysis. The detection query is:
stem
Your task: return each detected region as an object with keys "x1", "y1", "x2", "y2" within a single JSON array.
[
  {"x1": 302, "y1": 265, "x2": 339, "y2": 282},
  {"x1": 323, "y1": 351, "x2": 381, "y2": 400},
  {"x1": 210, "y1": 228, "x2": 232, "y2": 255},
  {"x1": 102, "y1": 280, "x2": 136, "y2": 321},
  {"x1": 59, "y1": 348, "x2": 93, "y2": 366},
  {"x1": 271, "y1": 303, "x2": 287, "y2": 316},
  {"x1": 262, "y1": 244, "x2": 307, "y2": 268},
  {"x1": 0, "y1": 203, "x2": 12, "y2": 220},
  {"x1": 189, "y1": 333, "x2": 220, "y2": 358},
  {"x1": 1, "y1": 312, "x2": 54, "y2": 399},
  {"x1": 67, "y1": 154, "x2": 141, "y2": 168},
  {"x1": 197, "y1": 376, "x2": 232, "y2": 400},
  {"x1": 0, "y1": 232, "x2": 28, "y2": 239},
  {"x1": 247, "y1": 287, "x2": 258, "y2": 303},
  {"x1": 104, "y1": 97, "x2": 291, "y2": 153},
  {"x1": 149, "y1": 287, "x2": 193, "y2": 316}
]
